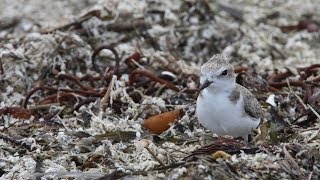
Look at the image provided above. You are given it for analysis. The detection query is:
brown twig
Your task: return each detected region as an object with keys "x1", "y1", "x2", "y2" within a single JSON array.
[
  {"x1": 267, "y1": 64, "x2": 320, "y2": 89},
  {"x1": 38, "y1": 92, "x2": 78, "y2": 105},
  {"x1": 301, "y1": 64, "x2": 320, "y2": 73},
  {"x1": 268, "y1": 80, "x2": 304, "y2": 88},
  {"x1": 298, "y1": 64, "x2": 320, "y2": 80},
  {"x1": 145, "y1": 146, "x2": 166, "y2": 167},
  {"x1": 129, "y1": 69, "x2": 180, "y2": 92},
  {"x1": 74, "y1": 97, "x2": 98, "y2": 111},
  {"x1": 0, "y1": 58, "x2": 4, "y2": 75},
  {"x1": 268, "y1": 78, "x2": 320, "y2": 89},
  {"x1": 283, "y1": 145, "x2": 306, "y2": 178},
  {"x1": 124, "y1": 52, "x2": 142, "y2": 68},
  {"x1": 268, "y1": 69, "x2": 293, "y2": 82},
  {"x1": 23, "y1": 86, "x2": 102, "y2": 109},
  {"x1": 129, "y1": 70, "x2": 200, "y2": 94},
  {"x1": 55, "y1": 73, "x2": 93, "y2": 90},
  {"x1": 79, "y1": 75, "x2": 101, "y2": 81},
  {"x1": 0, "y1": 106, "x2": 32, "y2": 119},
  {"x1": 183, "y1": 137, "x2": 258, "y2": 161},
  {"x1": 41, "y1": 10, "x2": 101, "y2": 33},
  {"x1": 189, "y1": 138, "x2": 243, "y2": 155}
]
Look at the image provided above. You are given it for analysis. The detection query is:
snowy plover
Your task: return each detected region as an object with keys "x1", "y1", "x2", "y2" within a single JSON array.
[{"x1": 196, "y1": 54, "x2": 262, "y2": 141}]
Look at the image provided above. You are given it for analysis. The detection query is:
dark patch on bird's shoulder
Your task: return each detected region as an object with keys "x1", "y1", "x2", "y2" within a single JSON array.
[{"x1": 229, "y1": 87, "x2": 240, "y2": 104}]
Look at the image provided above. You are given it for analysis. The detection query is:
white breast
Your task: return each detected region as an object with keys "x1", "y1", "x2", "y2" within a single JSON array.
[{"x1": 196, "y1": 89, "x2": 259, "y2": 139}]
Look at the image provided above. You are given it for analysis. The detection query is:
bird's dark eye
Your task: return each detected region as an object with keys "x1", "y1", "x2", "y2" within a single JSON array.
[{"x1": 220, "y1": 70, "x2": 228, "y2": 76}]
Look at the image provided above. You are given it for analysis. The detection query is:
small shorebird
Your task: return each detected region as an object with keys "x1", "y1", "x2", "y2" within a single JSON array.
[{"x1": 196, "y1": 54, "x2": 262, "y2": 141}]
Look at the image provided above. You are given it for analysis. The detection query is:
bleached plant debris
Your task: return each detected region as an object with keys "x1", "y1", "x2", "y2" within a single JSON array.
[{"x1": 0, "y1": 0, "x2": 319, "y2": 179}]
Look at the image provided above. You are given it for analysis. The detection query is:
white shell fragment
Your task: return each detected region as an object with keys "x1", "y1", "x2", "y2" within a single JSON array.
[{"x1": 266, "y1": 94, "x2": 277, "y2": 107}]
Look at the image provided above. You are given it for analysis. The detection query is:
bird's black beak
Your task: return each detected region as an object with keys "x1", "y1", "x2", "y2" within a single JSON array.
[{"x1": 199, "y1": 79, "x2": 213, "y2": 91}]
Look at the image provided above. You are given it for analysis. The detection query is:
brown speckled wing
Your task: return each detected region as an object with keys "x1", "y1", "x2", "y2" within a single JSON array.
[{"x1": 236, "y1": 84, "x2": 263, "y2": 119}]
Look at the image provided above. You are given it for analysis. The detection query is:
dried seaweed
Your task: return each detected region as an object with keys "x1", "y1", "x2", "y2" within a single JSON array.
[{"x1": 0, "y1": 0, "x2": 320, "y2": 179}]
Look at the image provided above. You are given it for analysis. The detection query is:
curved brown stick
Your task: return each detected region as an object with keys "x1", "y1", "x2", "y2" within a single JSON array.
[
  {"x1": 23, "y1": 86, "x2": 102, "y2": 109},
  {"x1": 91, "y1": 45, "x2": 120, "y2": 75}
]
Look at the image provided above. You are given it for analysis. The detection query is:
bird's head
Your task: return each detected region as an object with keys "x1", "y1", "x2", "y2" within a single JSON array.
[{"x1": 199, "y1": 54, "x2": 236, "y2": 92}]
